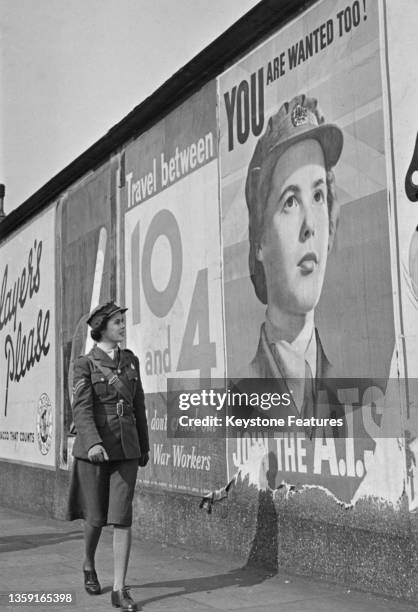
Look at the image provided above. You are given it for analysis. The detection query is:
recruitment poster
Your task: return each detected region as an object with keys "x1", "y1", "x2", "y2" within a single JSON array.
[
  {"x1": 123, "y1": 82, "x2": 226, "y2": 493},
  {"x1": 219, "y1": 0, "x2": 405, "y2": 504},
  {"x1": 384, "y1": 0, "x2": 418, "y2": 511},
  {"x1": 0, "y1": 207, "x2": 56, "y2": 467}
]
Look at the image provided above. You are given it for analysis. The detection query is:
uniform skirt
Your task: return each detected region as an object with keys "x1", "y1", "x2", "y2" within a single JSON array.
[{"x1": 66, "y1": 458, "x2": 139, "y2": 527}]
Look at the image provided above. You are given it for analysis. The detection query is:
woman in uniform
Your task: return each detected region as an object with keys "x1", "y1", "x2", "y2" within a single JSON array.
[{"x1": 66, "y1": 302, "x2": 149, "y2": 612}]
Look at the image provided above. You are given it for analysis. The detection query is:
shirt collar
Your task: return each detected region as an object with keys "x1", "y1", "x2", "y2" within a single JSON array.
[
  {"x1": 264, "y1": 318, "x2": 317, "y2": 379},
  {"x1": 96, "y1": 341, "x2": 118, "y2": 359}
]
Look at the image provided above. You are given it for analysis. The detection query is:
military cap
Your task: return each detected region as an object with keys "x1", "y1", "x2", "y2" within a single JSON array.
[
  {"x1": 246, "y1": 94, "x2": 343, "y2": 214},
  {"x1": 86, "y1": 301, "x2": 128, "y2": 330}
]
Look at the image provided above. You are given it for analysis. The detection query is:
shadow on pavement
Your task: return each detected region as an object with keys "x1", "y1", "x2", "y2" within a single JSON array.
[
  {"x1": 131, "y1": 564, "x2": 276, "y2": 609},
  {"x1": 0, "y1": 530, "x2": 83, "y2": 553},
  {"x1": 131, "y1": 458, "x2": 280, "y2": 609}
]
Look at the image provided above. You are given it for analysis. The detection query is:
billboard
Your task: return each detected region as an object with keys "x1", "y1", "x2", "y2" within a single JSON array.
[
  {"x1": 0, "y1": 207, "x2": 56, "y2": 466},
  {"x1": 123, "y1": 82, "x2": 226, "y2": 493},
  {"x1": 383, "y1": 0, "x2": 418, "y2": 510},
  {"x1": 58, "y1": 163, "x2": 116, "y2": 463},
  {"x1": 218, "y1": 0, "x2": 406, "y2": 504},
  {"x1": 0, "y1": 0, "x2": 413, "y2": 513}
]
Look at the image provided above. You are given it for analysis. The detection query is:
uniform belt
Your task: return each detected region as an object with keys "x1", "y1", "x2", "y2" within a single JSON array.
[{"x1": 95, "y1": 401, "x2": 133, "y2": 417}]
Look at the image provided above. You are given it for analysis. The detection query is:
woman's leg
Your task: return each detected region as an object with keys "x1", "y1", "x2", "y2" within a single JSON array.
[
  {"x1": 83, "y1": 522, "x2": 102, "y2": 571},
  {"x1": 113, "y1": 525, "x2": 132, "y2": 590}
]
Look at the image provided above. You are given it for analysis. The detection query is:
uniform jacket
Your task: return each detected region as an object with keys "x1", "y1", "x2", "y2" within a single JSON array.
[
  {"x1": 230, "y1": 324, "x2": 345, "y2": 437},
  {"x1": 71, "y1": 345, "x2": 150, "y2": 460}
]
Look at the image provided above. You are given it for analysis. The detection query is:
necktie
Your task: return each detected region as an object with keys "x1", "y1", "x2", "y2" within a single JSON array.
[
  {"x1": 270, "y1": 341, "x2": 306, "y2": 413},
  {"x1": 302, "y1": 360, "x2": 314, "y2": 420}
]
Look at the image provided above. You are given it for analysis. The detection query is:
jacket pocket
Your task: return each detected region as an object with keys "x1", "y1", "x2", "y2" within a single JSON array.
[
  {"x1": 91, "y1": 372, "x2": 107, "y2": 396},
  {"x1": 126, "y1": 369, "x2": 138, "y2": 381}
]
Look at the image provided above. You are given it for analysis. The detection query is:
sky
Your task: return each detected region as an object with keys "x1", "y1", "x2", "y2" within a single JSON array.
[{"x1": 0, "y1": 0, "x2": 259, "y2": 213}]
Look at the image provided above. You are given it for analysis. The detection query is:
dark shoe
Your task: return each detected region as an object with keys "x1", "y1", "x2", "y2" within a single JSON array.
[
  {"x1": 111, "y1": 587, "x2": 137, "y2": 611},
  {"x1": 83, "y1": 569, "x2": 101, "y2": 595}
]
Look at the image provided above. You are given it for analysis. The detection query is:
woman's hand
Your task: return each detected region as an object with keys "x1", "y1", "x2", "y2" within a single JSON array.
[
  {"x1": 138, "y1": 452, "x2": 149, "y2": 467},
  {"x1": 88, "y1": 444, "x2": 109, "y2": 463}
]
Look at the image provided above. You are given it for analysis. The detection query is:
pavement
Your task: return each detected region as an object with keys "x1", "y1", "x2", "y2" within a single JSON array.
[{"x1": 0, "y1": 506, "x2": 416, "y2": 612}]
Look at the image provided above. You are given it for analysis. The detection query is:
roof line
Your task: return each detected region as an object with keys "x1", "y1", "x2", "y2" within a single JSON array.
[{"x1": 0, "y1": 0, "x2": 316, "y2": 240}]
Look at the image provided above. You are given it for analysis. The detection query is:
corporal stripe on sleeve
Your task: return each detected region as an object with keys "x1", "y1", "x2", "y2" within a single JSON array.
[{"x1": 73, "y1": 379, "x2": 87, "y2": 396}]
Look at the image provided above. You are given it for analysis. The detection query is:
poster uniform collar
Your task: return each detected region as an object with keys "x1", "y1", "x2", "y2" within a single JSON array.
[{"x1": 264, "y1": 317, "x2": 317, "y2": 379}]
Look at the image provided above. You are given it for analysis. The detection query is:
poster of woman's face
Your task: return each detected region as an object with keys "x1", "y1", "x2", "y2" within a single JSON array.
[
  {"x1": 218, "y1": 0, "x2": 403, "y2": 503},
  {"x1": 257, "y1": 139, "x2": 330, "y2": 317}
]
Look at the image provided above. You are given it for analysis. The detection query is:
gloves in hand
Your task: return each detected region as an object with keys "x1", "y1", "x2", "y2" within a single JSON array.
[{"x1": 138, "y1": 452, "x2": 149, "y2": 467}]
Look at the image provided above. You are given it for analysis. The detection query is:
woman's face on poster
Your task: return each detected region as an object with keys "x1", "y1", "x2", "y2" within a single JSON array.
[{"x1": 257, "y1": 139, "x2": 329, "y2": 315}]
